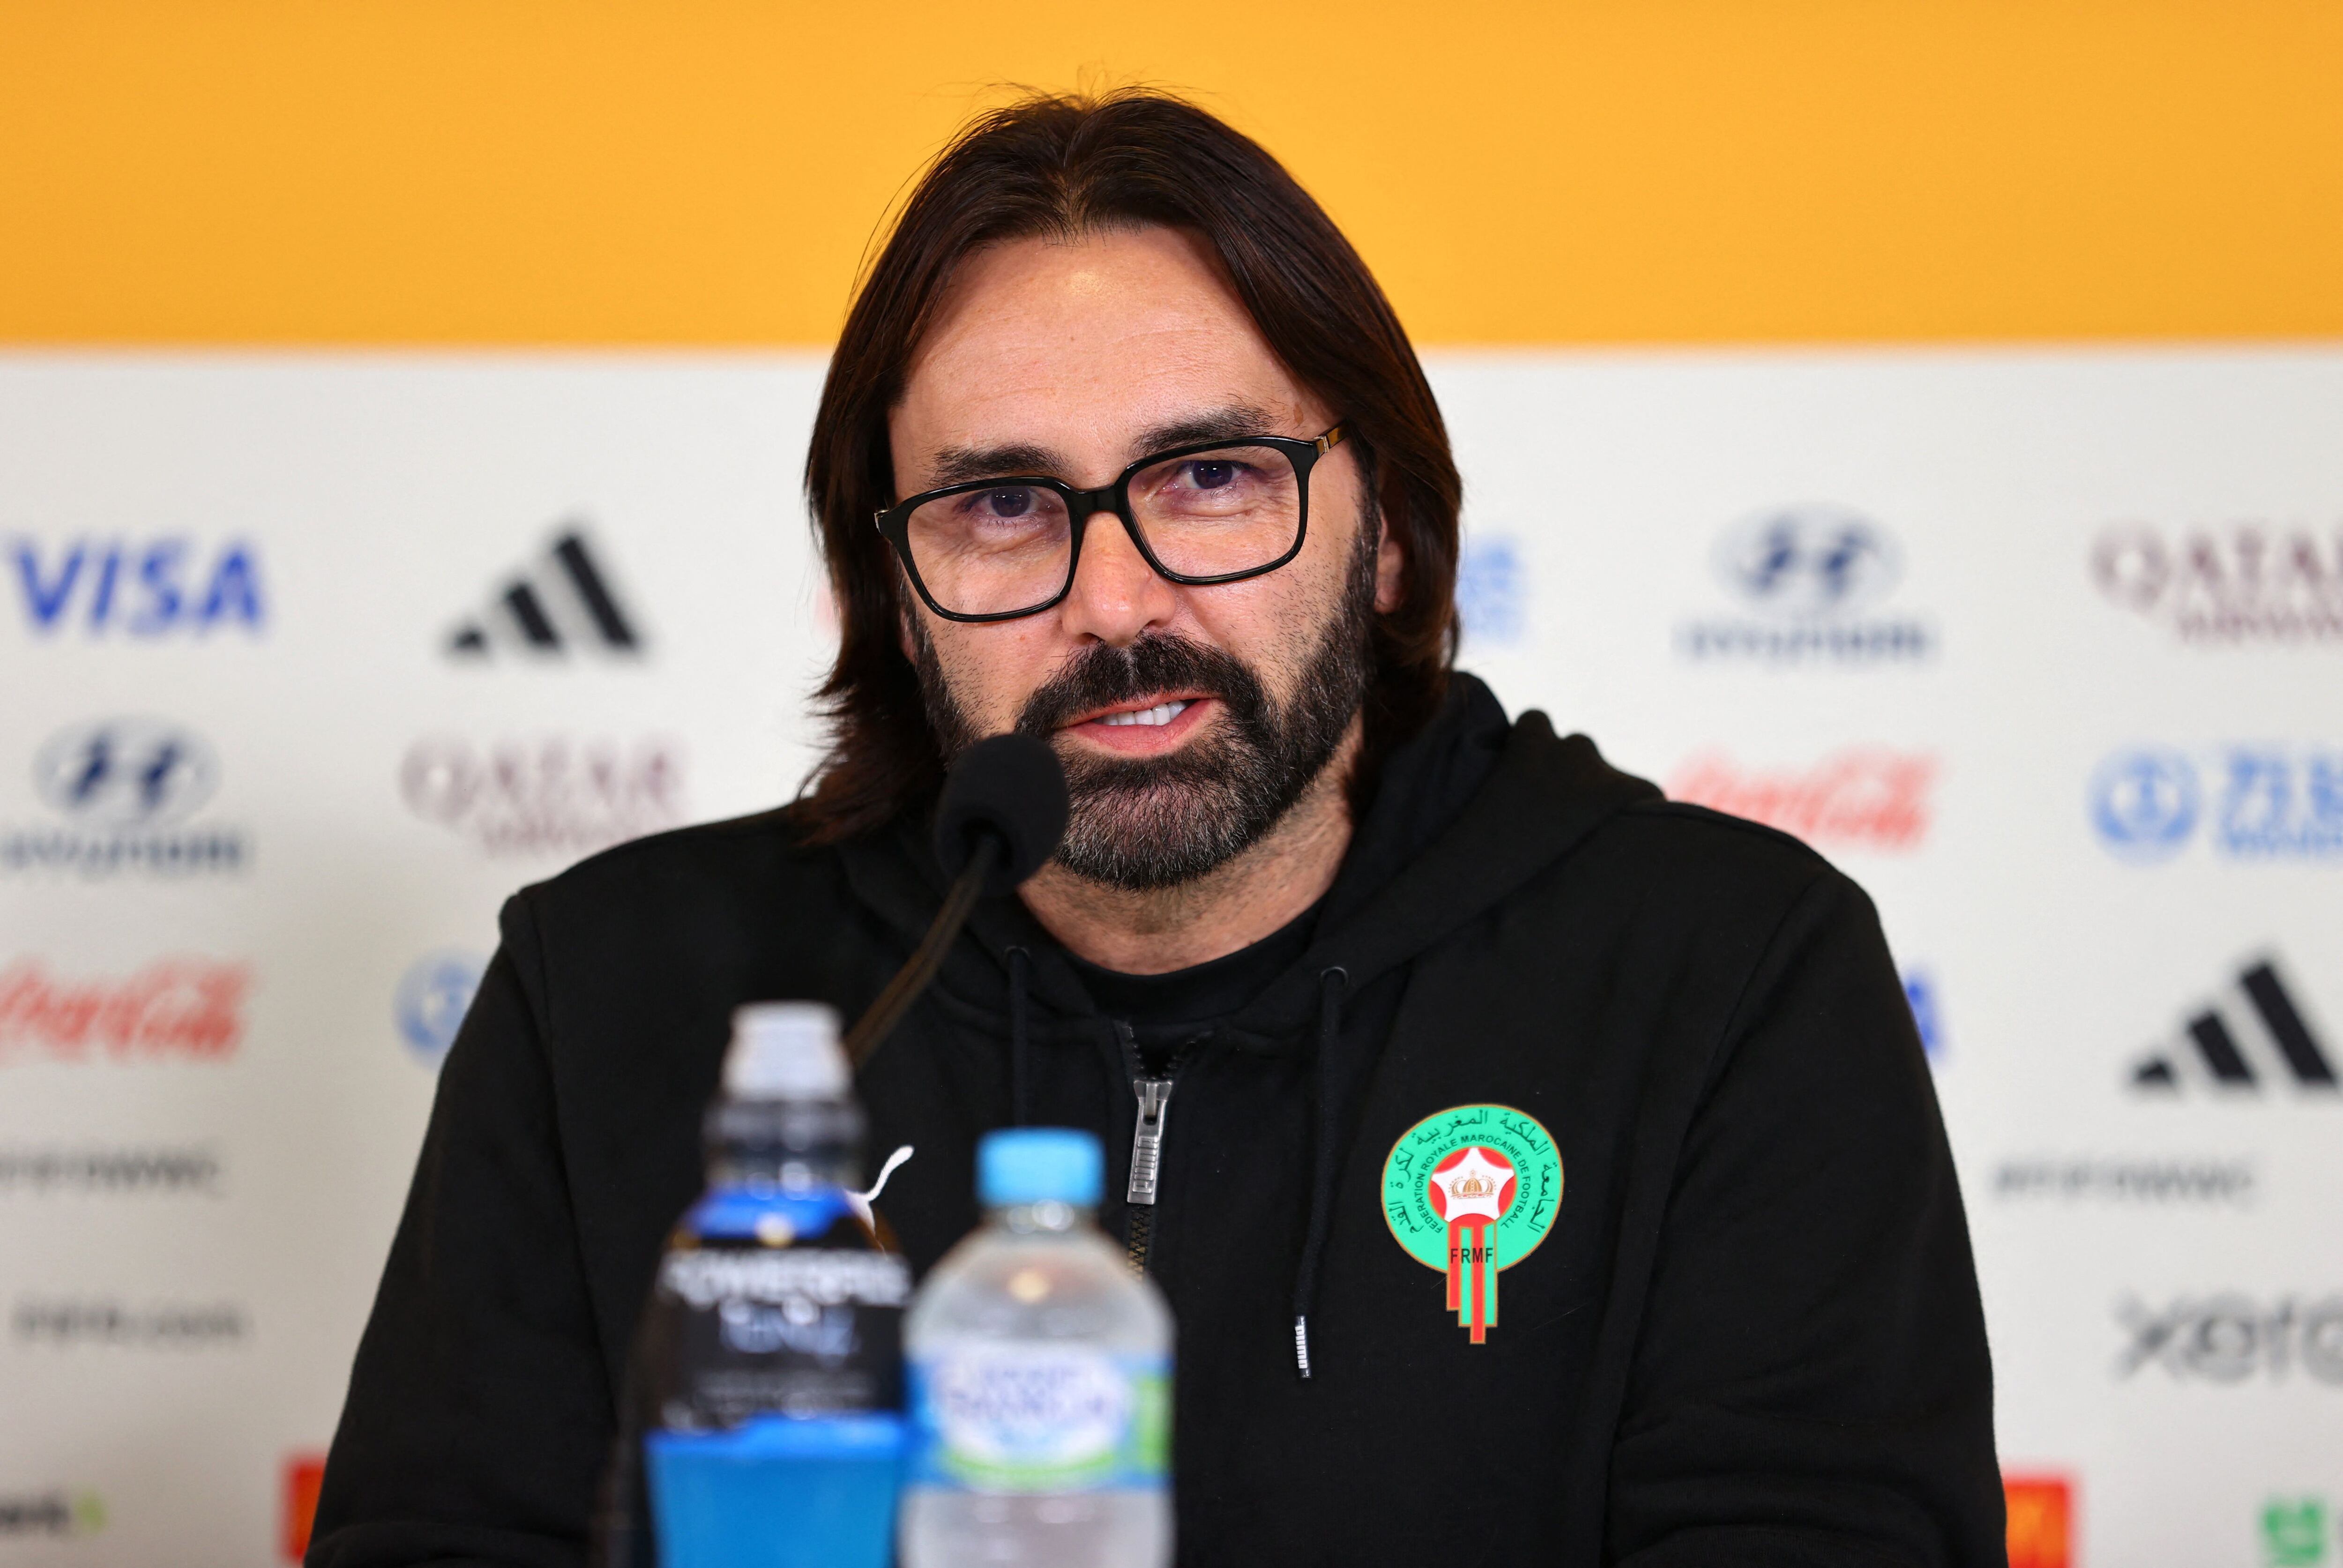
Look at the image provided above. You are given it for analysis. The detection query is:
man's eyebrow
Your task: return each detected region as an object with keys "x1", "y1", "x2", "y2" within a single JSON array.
[
  {"x1": 1131, "y1": 404, "x2": 1280, "y2": 456},
  {"x1": 925, "y1": 442, "x2": 1069, "y2": 488},
  {"x1": 920, "y1": 404, "x2": 1283, "y2": 491}
]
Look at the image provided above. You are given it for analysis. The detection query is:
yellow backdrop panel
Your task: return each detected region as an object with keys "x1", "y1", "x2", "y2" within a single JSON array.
[{"x1": 3, "y1": 0, "x2": 2341, "y2": 345}]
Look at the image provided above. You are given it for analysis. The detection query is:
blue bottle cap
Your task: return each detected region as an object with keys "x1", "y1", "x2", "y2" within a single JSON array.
[{"x1": 978, "y1": 1127, "x2": 1103, "y2": 1207}]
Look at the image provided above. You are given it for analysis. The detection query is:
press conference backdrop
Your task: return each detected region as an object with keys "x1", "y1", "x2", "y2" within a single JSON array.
[{"x1": 4, "y1": 7, "x2": 2343, "y2": 1568}]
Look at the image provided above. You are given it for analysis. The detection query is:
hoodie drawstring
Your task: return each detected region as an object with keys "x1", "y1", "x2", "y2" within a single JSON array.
[
  {"x1": 1007, "y1": 947, "x2": 1033, "y2": 1127},
  {"x1": 1291, "y1": 965, "x2": 1348, "y2": 1380}
]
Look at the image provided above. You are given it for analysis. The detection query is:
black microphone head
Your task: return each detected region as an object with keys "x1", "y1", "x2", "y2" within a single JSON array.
[{"x1": 934, "y1": 733, "x2": 1069, "y2": 895}]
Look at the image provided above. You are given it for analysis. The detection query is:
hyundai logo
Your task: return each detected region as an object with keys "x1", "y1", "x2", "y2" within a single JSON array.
[
  {"x1": 2090, "y1": 749, "x2": 2200, "y2": 860},
  {"x1": 1711, "y1": 506, "x2": 1903, "y2": 620},
  {"x1": 32, "y1": 720, "x2": 219, "y2": 829}
]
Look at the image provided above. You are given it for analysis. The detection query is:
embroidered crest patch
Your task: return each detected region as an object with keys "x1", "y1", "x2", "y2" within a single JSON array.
[{"x1": 1380, "y1": 1104, "x2": 1563, "y2": 1344}]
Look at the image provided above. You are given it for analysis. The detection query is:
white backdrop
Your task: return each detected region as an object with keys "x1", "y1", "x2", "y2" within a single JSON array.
[{"x1": 1, "y1": 349, "x2": 2337, "y2": 1567}]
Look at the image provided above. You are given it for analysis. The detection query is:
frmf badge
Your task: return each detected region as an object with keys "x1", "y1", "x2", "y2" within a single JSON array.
[{"x1": 1380, "y1": 1104, "x2": 1563, "y2": 1344}]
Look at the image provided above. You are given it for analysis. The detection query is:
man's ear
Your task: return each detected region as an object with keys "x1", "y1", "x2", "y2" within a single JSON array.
[{"x1": 1373, "y1": 515, "x2": 1405, "y2": 614}]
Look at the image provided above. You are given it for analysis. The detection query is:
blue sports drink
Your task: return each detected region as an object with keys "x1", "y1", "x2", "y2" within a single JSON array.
[{"x1": 635, "y1": 1003, "x2": 909, "y2": 1568}]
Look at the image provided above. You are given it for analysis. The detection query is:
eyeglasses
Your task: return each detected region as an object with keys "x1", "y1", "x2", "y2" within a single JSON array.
[{"x1": 874, "y1": 424, "x2": 1349, "y2": 623}]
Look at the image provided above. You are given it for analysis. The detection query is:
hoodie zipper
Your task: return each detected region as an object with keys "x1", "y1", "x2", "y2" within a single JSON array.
[{"x1": 1116, "y1": 1021, "x2": 1187, "y2": 1277}]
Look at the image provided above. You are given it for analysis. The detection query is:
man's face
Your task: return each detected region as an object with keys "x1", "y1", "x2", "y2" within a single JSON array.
[{"x1": 888, "y1": 224, "x2": 1402, "y2": 890}]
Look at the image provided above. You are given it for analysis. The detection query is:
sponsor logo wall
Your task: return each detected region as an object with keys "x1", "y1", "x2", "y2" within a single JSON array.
[
  {"x1": 2005, "y1": 1474, "x2": 2075, "y2": 1568},
  {"x1": 2091, "y1": 523, "x2": 2343, "y2": 644},
  {"x1": 2, "y1": 350, "x2": 2338, "y2": 1563},
  {"x1": 9, "y1": 538, "x2": 267, "y2": 639},
  {"x1": 2091, "y1": 745, "x2": 2343, "y2": 862},
  {"x1": 1675, "y1": 503, "x2": 1936, "y2": 665},
  {"x1": 5, "y1": 718, "x2": 248, "y2": 878}
]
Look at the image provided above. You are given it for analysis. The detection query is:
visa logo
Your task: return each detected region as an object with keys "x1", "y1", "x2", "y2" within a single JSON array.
[{"x1": 9, "y1": 538, "x2": 265, "y2": 636}]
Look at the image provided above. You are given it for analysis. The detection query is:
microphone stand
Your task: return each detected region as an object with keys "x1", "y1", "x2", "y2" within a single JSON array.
[
  {"x1": 594, "y1": 838, "x2": 1004, "y2": 1568},
  {"x1": 597, "y1": 736, "x2": 1059, "y2": 1568},
  {"x1": 842, "y1": 834, "x2": 1001, "y2": 1070}
]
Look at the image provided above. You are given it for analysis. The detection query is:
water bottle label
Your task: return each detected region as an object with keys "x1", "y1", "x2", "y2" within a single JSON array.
[
  {"x1": 648, "y1": 1187, "x2": 910, "y2": 1429},
  {"x1": 908, "y1": 1347, "x2": 1169, "y2": 1493},
  {"x1": 658, "y1": 1248, "x2": 910, "y2": 1313}
]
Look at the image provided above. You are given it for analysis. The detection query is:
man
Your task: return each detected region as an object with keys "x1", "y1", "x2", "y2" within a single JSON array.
[{"x1": 313, "y1": 90, "x2": 2003, "y2": 1566}]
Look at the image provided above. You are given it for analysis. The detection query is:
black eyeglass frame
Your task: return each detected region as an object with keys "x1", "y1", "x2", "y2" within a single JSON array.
[{"x1": 873, "y1": 423, "x2": 1349, "y2": 624}]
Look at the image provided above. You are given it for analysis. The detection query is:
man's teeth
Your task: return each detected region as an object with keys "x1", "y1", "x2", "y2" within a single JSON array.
[{"x1": 1098, "y1": 700, "x2": 1191, "y2": 728}]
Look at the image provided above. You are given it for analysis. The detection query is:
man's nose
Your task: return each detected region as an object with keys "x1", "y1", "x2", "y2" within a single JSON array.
[{"x1": 1058, "y1": 512, "x2": 1179, "y2": 646}]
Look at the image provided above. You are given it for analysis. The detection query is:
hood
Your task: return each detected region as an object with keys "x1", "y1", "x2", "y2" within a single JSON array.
[
  {"x1": 834, "y1": 672, "x2": 1661, "y2": 1052},
  {"x1": 834, "y1": 672, "x2": 1661, "y2": 1379}
]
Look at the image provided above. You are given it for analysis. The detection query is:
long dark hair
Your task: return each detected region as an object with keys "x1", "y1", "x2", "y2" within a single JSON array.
[{"x1": 794, "y1": 88, "x2": 1460, "y2": 844}]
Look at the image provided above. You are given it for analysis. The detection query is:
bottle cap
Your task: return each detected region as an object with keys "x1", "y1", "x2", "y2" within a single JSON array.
[
  {"x1": 978, "y1": 1127, "x2": 1103, "y2": 1207},
  {"x1": 723, "y1": 1002, "x2": 847, "y2": 1098}
]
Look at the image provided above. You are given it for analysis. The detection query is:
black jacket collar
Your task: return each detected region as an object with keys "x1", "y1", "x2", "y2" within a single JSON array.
[{"x1": 833, "y1": 672, "x2": 1659, "y2": 1053}]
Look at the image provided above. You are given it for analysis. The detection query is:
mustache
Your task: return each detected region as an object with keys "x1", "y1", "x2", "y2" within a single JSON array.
[{"x1": 1013, "y1": 634, "x2": 1269, "y2": 739}]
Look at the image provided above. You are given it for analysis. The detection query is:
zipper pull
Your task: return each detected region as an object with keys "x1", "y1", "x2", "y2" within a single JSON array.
[{"x1": 1127, "y1": 1077, "x2": 1174, "y2": 1205}]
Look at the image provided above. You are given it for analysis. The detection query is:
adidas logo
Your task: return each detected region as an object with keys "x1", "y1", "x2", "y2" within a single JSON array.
[
  {"x1": 2130, "y1": 956, "x2": 2339, "y2": 1092},
  {"x1": 445, "y1": 527, "x2": 644, "y2": 658}
]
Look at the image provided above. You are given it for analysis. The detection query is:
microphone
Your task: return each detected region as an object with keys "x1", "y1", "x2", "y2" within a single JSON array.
[
  {"x1": 932, "y1": 731, "x2": 1070, "y2": 895},
  {"x1": 842, "y1": 734, "x2": 1069, "y2": 1068}
]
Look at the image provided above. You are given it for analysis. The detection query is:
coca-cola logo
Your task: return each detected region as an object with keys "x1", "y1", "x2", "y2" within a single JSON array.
[
  {"x1": 2093, "y1": 523, "x2": 2343, "y2": 643},
  {"x1": 0, "y1": 957, "x2": 252, "y2": 1063},
  {"x1": 400, "y1": 735, "x2": 684, "y2": 858},
  {"x1": 1666, "y1": 748, "x2": 1937, "y2": 851}
]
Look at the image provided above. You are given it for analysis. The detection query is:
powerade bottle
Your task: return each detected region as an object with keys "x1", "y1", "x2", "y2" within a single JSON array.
[
  {"x1": 901, "y1": 1128, "x2": 1173, "y2": 1568},
  {"x1": 634, "y1": 1003, "x2": 910, "y2": 1568}
]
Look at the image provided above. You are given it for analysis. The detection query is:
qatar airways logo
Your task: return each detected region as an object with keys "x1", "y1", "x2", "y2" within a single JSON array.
[
  {"x1": 1666, "y1": 748, "x2": 1938, "y2": 851},
  {"x1": 400, "y1": 734, "x2": 685, "y2": 858},
  {"x1": 2093, "y1": 523, "x2": 2343, "y2": 644},
  {"x1": 0, "y1": 957, "x2": 252, "y2": 1063}
]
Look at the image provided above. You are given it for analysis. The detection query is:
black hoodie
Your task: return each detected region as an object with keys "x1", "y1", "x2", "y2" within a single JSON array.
[{"x1": 311, "y1": 675, "x2": 2004, "y2": 1568}]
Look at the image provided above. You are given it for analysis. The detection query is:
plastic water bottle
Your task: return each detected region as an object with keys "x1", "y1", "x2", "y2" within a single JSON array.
[
  {"x1": 900, "y1": 1128, "x2": 1173, "y2": 1568},
  {"x1": 631, "y1": 1002, "x2": 910, "y2": 1568}
]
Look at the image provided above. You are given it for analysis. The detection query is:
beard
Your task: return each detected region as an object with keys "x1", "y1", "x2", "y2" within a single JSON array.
[{"x1": 914, "y1": 523, "x2": 1380, "y2": 892}]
